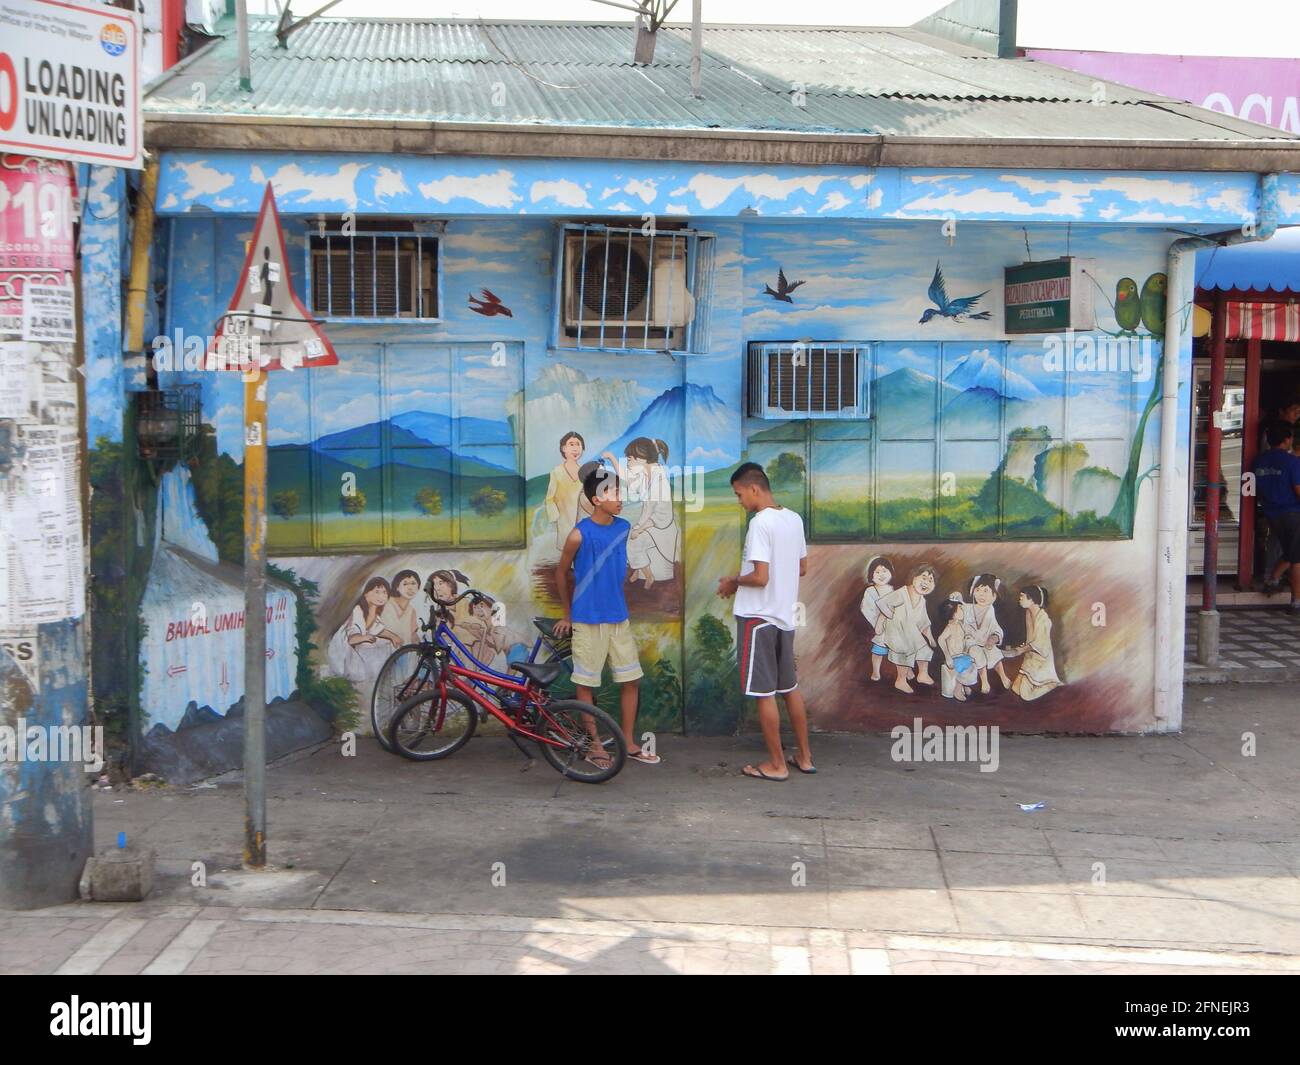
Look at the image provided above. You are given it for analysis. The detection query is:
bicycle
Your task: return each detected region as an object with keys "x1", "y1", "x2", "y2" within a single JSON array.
[
  {"x1": 370, "y1": 585, "x2": 572, "y2": 752},
  {"x1": 388, "y1": 592, "x2": 627, "y2": 783}
]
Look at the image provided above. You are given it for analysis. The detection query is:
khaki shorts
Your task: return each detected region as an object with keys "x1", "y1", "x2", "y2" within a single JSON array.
[{"x1": 570, "y1": 621, "x2": 643, "y2": 687}]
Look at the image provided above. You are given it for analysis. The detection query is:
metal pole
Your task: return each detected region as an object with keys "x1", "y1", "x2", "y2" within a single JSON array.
[
  {"x1": 690, "y1": 0, "x2": 702, "y2": 99},
  {"x1": 237, "y1": 0, "x2": 252, "y2": 92},
  {"x1": 243, "y1": 368, "x2": 268, "y2": 867},
  {"x1": 1198, "y1": 292, "x2": 1226, "y2": 665}
]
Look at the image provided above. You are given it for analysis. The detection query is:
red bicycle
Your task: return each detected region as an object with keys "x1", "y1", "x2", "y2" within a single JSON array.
[{"x1": 388, "y1": 593, "x2": 627, "y2": 783}]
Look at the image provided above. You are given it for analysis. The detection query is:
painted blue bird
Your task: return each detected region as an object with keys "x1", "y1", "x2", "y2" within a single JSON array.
[{"x1": 919, "y1": 262, "x2": 991, "y2": 323}]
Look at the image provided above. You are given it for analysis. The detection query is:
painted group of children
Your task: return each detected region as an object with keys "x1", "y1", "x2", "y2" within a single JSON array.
[
  {"x1": 859, "y1": 557, "x2": 1062, "y2": 703},
  {"x1": 325, "y1": 567, "x2": 507, "y2": 686}
]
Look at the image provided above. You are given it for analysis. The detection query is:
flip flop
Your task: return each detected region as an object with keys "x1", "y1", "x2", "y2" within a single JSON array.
[
  {"x1": 629, "y1": 750, "x2": 662, "y2": 765},
  {"x1": 742, "y1": 764, "x2": 788, "y2": 782},
  {"x1": 786, "y1": 753, "x2": 817, "y2": 775}
]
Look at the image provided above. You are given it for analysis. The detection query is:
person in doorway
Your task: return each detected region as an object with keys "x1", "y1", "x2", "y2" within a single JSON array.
[
  {"x1": 1252, "y1": 420, "x2": 1300, "y2": 613},
  {"x1": 554, "y1": 462, "x2": 660, "y2": 766},
  {"x1": 716, "y1": 462, "x2": 813, "y2": 781}
]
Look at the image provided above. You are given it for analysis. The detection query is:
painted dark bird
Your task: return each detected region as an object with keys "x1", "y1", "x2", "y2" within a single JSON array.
[
  {"x1": 919, "y1": 262, "x2": 991, "y2": 323},
  {"x1": 764, "y1": 268, "x2": 805, "y2": 303},
  {"x1": 1140, "y1": 272, "x2": 1167, "y2": 336},
  {"x1": 468, "y1": 288, "x2": 513, "y2": 317},
  {"x1": 1114, "y1": 277, "x2": 1141, "y2": 333}
]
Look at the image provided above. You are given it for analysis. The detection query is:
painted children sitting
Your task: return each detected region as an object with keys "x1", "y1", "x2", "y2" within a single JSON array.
[
  {"x1": 874, "y1": 563, "x2": 938, "y2": 693},
  {"x1": 858, "y1": 555, "x2": 895, "y2": 682},
  {"x1": 959, "y1": 573, "x2": 1013, "y2": 694},
  {"x1": 936, "y1": 598, "x2": 979, "y2": 701}
]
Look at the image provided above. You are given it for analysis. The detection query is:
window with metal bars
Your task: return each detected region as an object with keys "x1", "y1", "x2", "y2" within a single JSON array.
[
  {"x1": 553, "y1": 223, "x2": 715, "y2": 353},
  {"x1": 308, "y1": 230, "x2": 439, "y2": 320},
  {"x1": 747, "y1": 342, "x2": 867, "y2": 418}
]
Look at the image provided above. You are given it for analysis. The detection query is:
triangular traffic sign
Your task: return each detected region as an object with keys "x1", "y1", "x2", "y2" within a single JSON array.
[{"x1": 208, "y1": 183, "x2": 337, "y2": 372}]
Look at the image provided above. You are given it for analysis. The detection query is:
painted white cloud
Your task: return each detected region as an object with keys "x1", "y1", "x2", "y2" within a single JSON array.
[
  {"x1": 418, "y1": 170, "x2": 520, "y2": 209},
  {"x1": 670, "y1": 173, "x2": 833, "y2": 210},
  {"x1": 1206, "y1": 186, "x2": 1251, "y2": 217},
  {"x1": 849, "y1": 173, "x2": 875, "y2": 189},
  {"x1": 866, "y1": 187, "x2": 884, "y2": 209},
  {"x1": 819, "y1": 192, "x2": 851, "y2": 213},
  {"x1": 665, "y1": 203, "x2": 690, "y2": 214},
  {"x1": 604, "y1": 201, "x2": 635, "y2": 212},
  {"x1": 373, "y1": 166, "x2": 410, "y2": 201},
  {"x1": 530, "y1": 179, "x2": 590, "y2": 208},
  {"x1": 814, "y1": 237, "x2": 856, "y2": 247},
  {"x1": 171, "y1": 160, "x2": 235, "y2": 201},
  {"x1": 624, "y1": 178, "x2": 658, "y2": 204},
  {"x1": 894, "y1": 188, "x2": 1040, "y2": 217},
  {"x1": 249, "y1": 162, "x2": 368, "y2": 208}
]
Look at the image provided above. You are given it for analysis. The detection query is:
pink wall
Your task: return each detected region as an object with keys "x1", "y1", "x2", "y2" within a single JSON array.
[{"x1": 1027, "y1": 50, "x2": 1300, "y2": 133}]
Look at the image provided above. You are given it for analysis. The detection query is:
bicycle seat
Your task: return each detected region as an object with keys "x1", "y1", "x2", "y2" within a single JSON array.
[{"x1": 512, "y1": 660, "x2": 563, "y2": 688}]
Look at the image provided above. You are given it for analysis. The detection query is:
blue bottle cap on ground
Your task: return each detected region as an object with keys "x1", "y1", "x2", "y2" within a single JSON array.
[{"x1": 117, "y1": 831, "x2": 127, "y2": 848}]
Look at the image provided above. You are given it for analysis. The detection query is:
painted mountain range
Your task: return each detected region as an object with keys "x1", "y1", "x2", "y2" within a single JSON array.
[
  {"x1": 299, "y1": 412, "x2": 518, "y2": 475},
  {"x1": 604, "y1": 382, "x2": 736, "y2": 468}
]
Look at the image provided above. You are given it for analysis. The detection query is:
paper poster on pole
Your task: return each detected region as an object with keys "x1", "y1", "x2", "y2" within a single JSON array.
[
  {"x1": 21, "y1": 281, "x2": 75, "y2": 341},
  {"x1": 0, "y1": 160, "x2": 76, "y2": 336}
]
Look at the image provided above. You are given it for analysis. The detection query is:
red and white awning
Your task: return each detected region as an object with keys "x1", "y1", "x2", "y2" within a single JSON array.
[{"x1": 1223, "y1": 301, "x2": 1300, "y2": 342}]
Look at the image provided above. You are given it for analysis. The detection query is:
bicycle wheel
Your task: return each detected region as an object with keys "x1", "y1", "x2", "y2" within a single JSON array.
[
  {"x1": 389, "y1": 689, "x2": 477, "y2": 761},
  {"x1": 534, "y1": 699, "x2": 627, "y2": 783},
  {"x1": 371, "y1": 643, "x2": 436, "y2": 752}
]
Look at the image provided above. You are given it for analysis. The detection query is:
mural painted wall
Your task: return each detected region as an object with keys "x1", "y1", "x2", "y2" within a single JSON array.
[
  {"x1": 728, "y1": 220, "x2": 1179, "y2": 733},
  {"x1": 146, "y1": 163, "x2": 1198, "y2": 737}
]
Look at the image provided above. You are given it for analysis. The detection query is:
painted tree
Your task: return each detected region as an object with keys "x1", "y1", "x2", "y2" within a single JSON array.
[
  {"x1": 469, "y1": 485, "x2": 508, "y2": 517},
  {"x1": 271, "y1": 489, "x2": 300, "y2": 520},
  {"x1": 415, "y1": 486, "x2": 443, "y2": 515},
  {"x1": 768, "y1": 451, "x2": 806, "y2": 488},
  {"x1": 340, "y1": 489, "x2": 367, "y2": 515}
]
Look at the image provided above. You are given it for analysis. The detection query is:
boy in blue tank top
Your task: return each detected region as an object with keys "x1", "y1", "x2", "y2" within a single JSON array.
[{"x1": 554, "y1": 463, "x2": 661, "y2": 765}]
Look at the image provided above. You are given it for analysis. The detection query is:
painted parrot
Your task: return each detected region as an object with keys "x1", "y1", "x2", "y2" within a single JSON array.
[
  {"x1": 1114, "y1": 277, "x2": 1141, "y2": 333},
  {"x1": 1140, "y1": 273, "x2": 1167, "y2": 336}
]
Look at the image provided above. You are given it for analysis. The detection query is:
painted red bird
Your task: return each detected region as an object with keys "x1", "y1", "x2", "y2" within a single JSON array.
[{"x1": 468, "y1": 289, "x2": 513, "y2": 317}]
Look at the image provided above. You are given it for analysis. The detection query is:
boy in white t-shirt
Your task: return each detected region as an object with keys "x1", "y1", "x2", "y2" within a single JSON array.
[{"x1": 716, "y1": 462, "x2": 814, "y2": 781}]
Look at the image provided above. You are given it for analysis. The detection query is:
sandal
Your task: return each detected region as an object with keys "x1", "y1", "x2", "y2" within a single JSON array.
[
  {"x1": 629, "y1": 750, "x2": 661, "y2": 764},
  {"x1": 742, "y1": 764, "x2": 788, "y2": 782},
  {"x1": 786, "y1": 752, "x2": 817, "y2": 774}
]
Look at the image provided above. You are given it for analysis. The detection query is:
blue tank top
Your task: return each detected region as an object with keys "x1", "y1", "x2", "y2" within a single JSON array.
[{"x1": 571, "y1": 516, "x2": 630, "y2": 624}]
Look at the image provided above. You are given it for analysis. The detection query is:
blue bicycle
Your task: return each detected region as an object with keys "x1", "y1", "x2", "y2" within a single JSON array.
[{"x1": 369, "y1": 586, "x2": 572, "y2": 752}]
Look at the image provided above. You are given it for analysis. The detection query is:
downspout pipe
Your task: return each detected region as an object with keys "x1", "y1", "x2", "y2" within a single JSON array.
[{"x1": 1155, "y1": 172, "x2": 1279, "y2": 727}]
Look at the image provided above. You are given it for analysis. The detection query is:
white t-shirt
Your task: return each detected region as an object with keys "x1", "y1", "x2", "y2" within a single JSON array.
[{"x1": 734, "y1": 505, "x2": 807, "y2": 631}]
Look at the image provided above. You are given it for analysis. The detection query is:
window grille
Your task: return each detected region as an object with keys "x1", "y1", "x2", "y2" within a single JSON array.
[
  {"x1": 747, "y1": 343, "x2": 866, "y2": 418},
  {"x1": 554, "y1": 224, "x2": 714, "y2": 353},
  {"x1": 309, "y1": 231, "x2": 438, "y2": 320}
]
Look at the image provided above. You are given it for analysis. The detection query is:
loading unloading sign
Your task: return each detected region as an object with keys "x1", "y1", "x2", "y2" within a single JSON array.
[{"x1": 0, "y1": 0, "x2": 141, "y2": 169}]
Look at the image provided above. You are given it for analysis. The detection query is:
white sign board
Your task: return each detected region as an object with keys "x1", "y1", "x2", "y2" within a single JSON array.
[{"x1": 0, "y1": 0, "x2": 142, "y2": 169}]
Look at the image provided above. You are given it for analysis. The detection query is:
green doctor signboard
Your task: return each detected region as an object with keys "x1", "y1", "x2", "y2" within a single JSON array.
[{"x1": 1004, "y1": 257, "x2": 1095, "y2": 334}]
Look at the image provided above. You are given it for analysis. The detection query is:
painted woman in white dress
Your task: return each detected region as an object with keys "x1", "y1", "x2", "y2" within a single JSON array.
[
  {"x1": 858, "y1": 555, "x2": 894, "y2": 682},
  {"x1": 326, "y1": 577, "x2": 403, "y2": 685},
  {"x1": 543, "y1": 431, "x2": 594, "y2": 552},
  {"x1": 960, "y1": 573, "x2": 1013, "y2": 694},
  {"x1": 873, "y1": 564, "x2": 938, "y2": 693},
  {"x1": 1005, "y1": 584, "x2": 1063, "y2": 702},
  {"x1": 603, "y1": 437, "x2": 680, "y2": 589}
]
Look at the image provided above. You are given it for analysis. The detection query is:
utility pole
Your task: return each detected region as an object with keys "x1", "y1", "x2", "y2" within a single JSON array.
[
  {"x1": 691, "y1": 0, "x2": 702, "y2": 99},
  {"x1": 237, "y1": 0, "x2": 252, "y2": 91},
  {"x1": 243, "y1": 367, "x2": 268, "y2": 866}
]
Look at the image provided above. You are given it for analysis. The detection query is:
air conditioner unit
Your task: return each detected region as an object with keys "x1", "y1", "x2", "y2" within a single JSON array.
[
  {"x1": 562, "y1": 232, "x2": 695, "y2": 343},
  {"x1": 747, "y1": 343, "x2": 867, "y2": 420}
]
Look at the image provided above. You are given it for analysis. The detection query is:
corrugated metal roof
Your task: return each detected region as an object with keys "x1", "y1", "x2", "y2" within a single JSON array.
[{"x1": 145, "y1": 18, "x2": 1296, "y2": 143}]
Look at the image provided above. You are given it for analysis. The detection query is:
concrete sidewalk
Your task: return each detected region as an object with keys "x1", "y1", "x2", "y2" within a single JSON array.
[{"x1": 3, "y1": 683, "x2": 1299, "y2": 974}]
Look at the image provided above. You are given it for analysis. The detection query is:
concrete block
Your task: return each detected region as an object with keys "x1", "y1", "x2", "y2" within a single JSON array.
[{"x1": 80, "y1": 845, "x2": 155, "y2": 902}]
